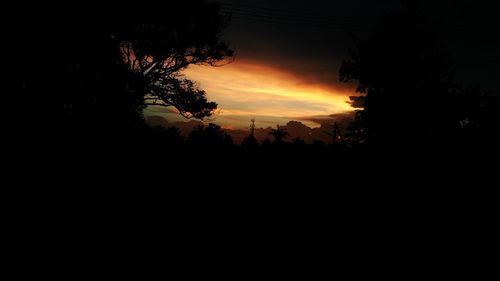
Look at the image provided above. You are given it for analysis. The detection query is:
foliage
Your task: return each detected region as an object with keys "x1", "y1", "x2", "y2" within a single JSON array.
[{"x1": 340, "y1": 4, "x2": 455, "y2": 146}]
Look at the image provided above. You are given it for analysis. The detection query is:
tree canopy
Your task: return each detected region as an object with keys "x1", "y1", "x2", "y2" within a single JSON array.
[
  {"x1": 5, "y1": 1, "x2": 233, "y2": 138},
  {"x1": 269, "y1": 126, "x2": 290, "y2": 145},
  {"x1": 340, "y1": 3, "x2": 455, "y2": 147},
  {"x1": 117, "y1": 1, "x2": 233, "y2": 119}
]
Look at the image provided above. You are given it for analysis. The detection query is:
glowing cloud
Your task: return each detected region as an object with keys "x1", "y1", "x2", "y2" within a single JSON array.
[{"x1": 149, "y1": 60, "x2": 355, "y2": 129}]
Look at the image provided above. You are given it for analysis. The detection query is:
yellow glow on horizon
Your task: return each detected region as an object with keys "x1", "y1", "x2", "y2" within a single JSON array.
[{"x1": 181, "y1": 60, "x2": 354, "y2": 128}]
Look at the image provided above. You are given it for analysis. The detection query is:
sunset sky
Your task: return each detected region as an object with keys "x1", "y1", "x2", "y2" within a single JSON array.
[
  {"x1": 184, "y1": 61, "x2": 354, "y2": 129},
  {"x1": 147, "y1": 60, "x2": 355, "y2": 129},
  {"x1": 146, "y1": 0, "x2": 500, "y2": 130}
]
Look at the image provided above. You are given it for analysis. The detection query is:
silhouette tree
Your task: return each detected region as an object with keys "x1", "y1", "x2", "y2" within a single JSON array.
[
  {"x1": 187, "y1": 123, "x2": 233, "y2": 147},
  {"x1": 269, "y1": 126, "x2": 290, "y2": 145},
  {"x1": 7, "y1": 1, "x2": 233, "y2": 140},
  {"x1": 340, "y1": 3, "x2": 455, "y2": 148},
  {"x1": 292, "y1": 138, "x2": 306, "y2": 151},
  {"x1": 118, "y1": 1, "x2": 234, "y2": 119},
  {"x1": 452, "y1": 86, "x2": 500, "y2": 149},
  {"x1": 151, "y1": 126, "x2": 185, "y2": 147},
  {"x1": 261, "y1": 139, "x2": 273, "y2": 151},
  {"x1": 310, "y1": 140, "x2": 328, "y2": 154}
]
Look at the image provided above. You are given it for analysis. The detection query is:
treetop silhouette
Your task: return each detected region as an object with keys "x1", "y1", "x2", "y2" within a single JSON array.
[
  {"x1": 7, "y1": 0, "x2": 233, "y2": 138},
  {"x1": 269, "y1": 125, "x2": 290, "y2": 145},
  {"x1": 340, "y1": 3, "x2": 456, "y2": 147},
  {"x1": 117, "y1": 1, "x2": 234, "y2": 119}
]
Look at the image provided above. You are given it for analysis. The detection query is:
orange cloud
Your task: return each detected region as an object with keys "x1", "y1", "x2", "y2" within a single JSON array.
[{"x1": 155, "y1": 59, "x2": 356, "y2": 129}]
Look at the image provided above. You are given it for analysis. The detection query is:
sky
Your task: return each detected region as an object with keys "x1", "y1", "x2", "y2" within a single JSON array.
[{"x1": 146, "y1": 0, "x2": 500, "y2": 130}]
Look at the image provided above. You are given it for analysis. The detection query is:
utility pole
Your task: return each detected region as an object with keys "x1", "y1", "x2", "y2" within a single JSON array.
[
  {"x1": 325, "y1": 122, "x2": 343, "y2": 145},
  {"x1": 333, "y1": 122, "x2": 342, "y2": 145}
]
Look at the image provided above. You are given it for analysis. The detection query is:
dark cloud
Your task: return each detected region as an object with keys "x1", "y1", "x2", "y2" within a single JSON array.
[
  {"x1": 146, "y1": 116, "x2": 204, "y2": 136},
  {"x1": 222, "y1": 0, "x2": 500, "y2": 93},
  {"x1": 294, "y1": 112, "x2": 355, "y2": 127},
  {"x1": 222, "y1": 0, "x2": 405, "y2": 88},
  {"x1": 146, "y1": 115, "x2": 171, "y2": 128},
  {"x1": 145, "y1": 106, "x2": 179, "y2": 115}
]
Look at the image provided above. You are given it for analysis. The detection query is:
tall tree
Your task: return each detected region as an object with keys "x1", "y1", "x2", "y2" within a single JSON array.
[
  {"x1": 269, "y1": 126, "x2": 290, "y2": 145},
  {"x1": 117, "y1": 1, "x2": 234, "y2": 119},
  {"x1": 340, "y1": 3, "x2": 455, "y2": 148},
  {"x1": 187, "y1": 123, "x2": 233, "y2": 147},
  {"x1": 6, "y1": 1, "x2": 233, "y2": 137}
]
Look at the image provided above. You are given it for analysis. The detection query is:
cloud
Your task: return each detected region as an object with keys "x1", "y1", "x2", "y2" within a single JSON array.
[
  {"x1": 225, "y1": 0, "x2": 500, "y2": 94},
  {"x1": 294, "y1": 112, "x2": 355, "y2": 126},
  {"x1": 182, "y1": 60, "x2": 355, "y2": 129},
  {"x1": 222, "y1": 0, "x2": 406, "y2": 91},
  {"x1": 146, "y1": 115, "x2": 171, "y2": 128},
  {"x1": 170, "y1": 120, "x2": 205, "y2": 136},
  {"x1": 145, "y1": 115, "x2": 204, "y2": 136},
  {"x1": 145, "y1": 107, "x2": 179, "y2": 114}
]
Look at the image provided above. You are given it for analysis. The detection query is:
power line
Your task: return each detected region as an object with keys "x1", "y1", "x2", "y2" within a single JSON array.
[
  {"x1": 220, "y1": 2, "x2": 367, "y2": 22},
  {"x1": 225, "y1": 14, "x2": 365, "y2": 31},
  {"x1": 218, "y1": 2, "x2": 371, "y2": 31},
  {"x1": 220, "y1": 4, "x2": 365, "y2": 24},
  {"x1": 220, "y1": 3, "x2": 369, "y2": 25},
  {"x1": 226, "y1": 14, "x2": 347, "y2": 30},
  {"x1": 220, "y1": 2, "x2": 485, "y2": 33},
  {"x1": 220, "y1": 7, "x2": 364, "y2": 28}
]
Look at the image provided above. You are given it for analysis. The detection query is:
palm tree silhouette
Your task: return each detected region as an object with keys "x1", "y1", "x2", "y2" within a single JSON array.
[{"x1": 269, "y1": 125, "x2": 289, "y2": 145}]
